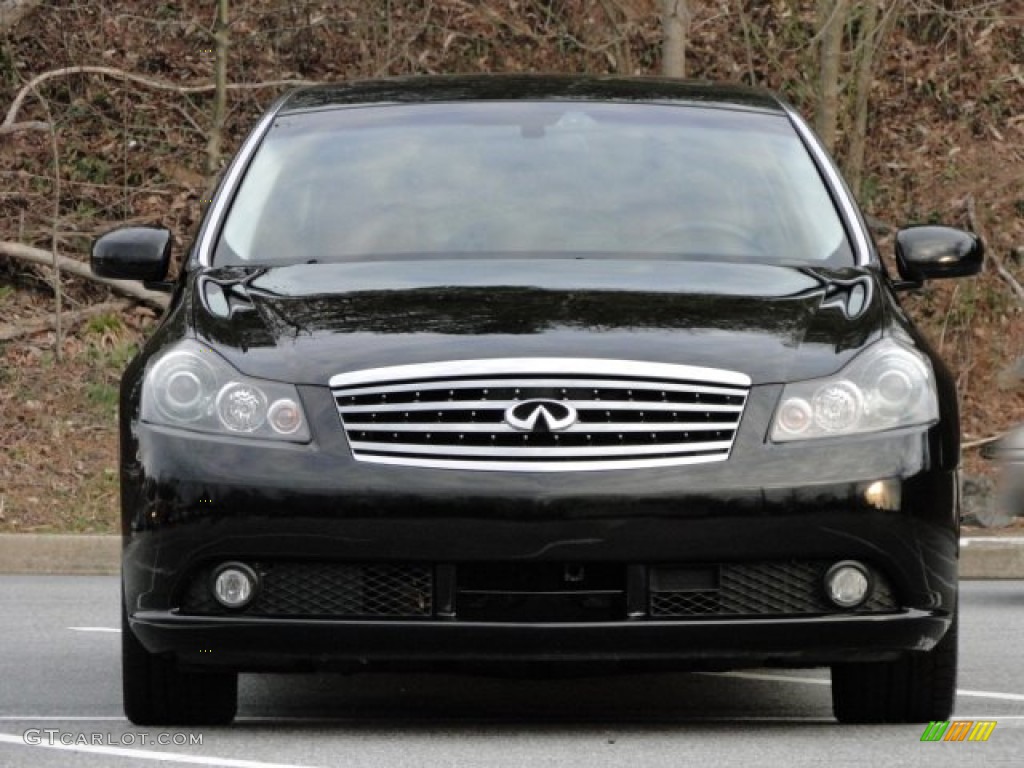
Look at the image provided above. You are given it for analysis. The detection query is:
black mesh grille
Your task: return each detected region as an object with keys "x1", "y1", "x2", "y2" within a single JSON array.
[
  {"x1": 181, "y1": 563, "x2": 433, "y2": 618},
  {"x1": 649, "y1": 561, "x2": 898, "y2": 617},
  {"x1": 180, "y1": 560, "x2": 899, "y2": 621}
]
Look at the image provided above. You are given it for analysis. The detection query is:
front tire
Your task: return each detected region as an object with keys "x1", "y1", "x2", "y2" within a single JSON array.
[
  {"x1": 122, "y1": 599, "x2": 238, "y2": 726},
  {"x1": 831, "y1": 604, "x2": 958, "y2": 724}
]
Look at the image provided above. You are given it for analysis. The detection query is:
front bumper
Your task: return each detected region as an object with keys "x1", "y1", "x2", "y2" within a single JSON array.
[
  {"x1": 131, "y1": 610, "x2": 949, "y2": 671},
  {"x1": 120, "y1": 385, "x2": 959, "y2": 670}
]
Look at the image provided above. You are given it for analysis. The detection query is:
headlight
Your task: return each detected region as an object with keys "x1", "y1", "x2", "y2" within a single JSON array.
[
  {"x1": 770, "y1": 339, "x2": 938, "y2": 442},
  {"x1": 141, "y1": 340, "x2": 311, "y2": 442}
]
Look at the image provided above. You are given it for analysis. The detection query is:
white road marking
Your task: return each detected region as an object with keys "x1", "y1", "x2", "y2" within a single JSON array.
[
  {"x1": 67, "y1": 627, "x2": 120, "y2": 633},
  {"x1": 0, "y1": 732, "x2": 321, "y2": 768},
  {"x1": 961, "y1": 536, "x2": 1024, "y2": 545},
  {"x1": 0, "y1": 712, "x2": 1019, "y2": 722},
  {"x1": 957, "y1": 689, "x2": 1024, "y2": 703},
  {"x1": 0, "y1": 716, "x2": 124, "y2": 721},
  {"x1": 709, "y1": 671, "x2": 1024, "y2": 703},
  {"x1": 57, "y1": 625, "x2": 1024, "y2": 710}
]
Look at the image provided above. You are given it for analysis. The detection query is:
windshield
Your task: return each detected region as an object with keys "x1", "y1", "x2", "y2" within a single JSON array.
[{"x1": 215, "y1": 102, "x2": 854, "y2": 266}]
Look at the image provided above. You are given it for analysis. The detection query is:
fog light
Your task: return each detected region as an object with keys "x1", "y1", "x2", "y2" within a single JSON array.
[
  {"x1": 864, "y1": 478, "x2": 901, "y2": 511},
  {"x1": 211, "y1": 562, "x2": 258, "y2": 608},
  {"x1": 824, "y1": 561, "x2": 872, "y2": 608}
]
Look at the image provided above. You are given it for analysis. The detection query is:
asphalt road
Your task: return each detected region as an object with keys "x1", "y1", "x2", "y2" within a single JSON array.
[{"x1": 0, "y1": 576, "x2": 1021, "y2": 768}]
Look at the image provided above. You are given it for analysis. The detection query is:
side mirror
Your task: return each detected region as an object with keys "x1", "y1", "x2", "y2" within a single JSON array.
[
  {"x1": 894, "y1": 226, "x2": 984, "y2": 286},
  {"x1": 91, "y1": 227, "x2": 172, "y2": 285}
]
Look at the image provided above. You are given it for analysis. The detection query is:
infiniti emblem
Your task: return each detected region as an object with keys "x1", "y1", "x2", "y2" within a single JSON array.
[{"x1": 505, "y1": 400, "x2": 577, "y2": 433}]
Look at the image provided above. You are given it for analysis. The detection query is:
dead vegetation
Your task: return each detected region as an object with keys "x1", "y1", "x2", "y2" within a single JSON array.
[{"x1": 0, "y1": 0, "x2": 1021, "y2": 532}]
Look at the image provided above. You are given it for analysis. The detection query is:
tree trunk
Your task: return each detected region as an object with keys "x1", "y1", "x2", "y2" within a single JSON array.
[
  {"x1": 816, "y1": 0, "x2": 848, "y2": 153},
  {"x1": 847, "y1": 0, "x2": 883, "y2": 198},
  {"x1": 661, "y1": 0, "x2": 689, "y2": 78},
  {"x1": 207, "y1": 0, "x2": 230, "y2": 176},
  {"x1": 48, "y1": 116, "x2": 61, "y2": 361}
]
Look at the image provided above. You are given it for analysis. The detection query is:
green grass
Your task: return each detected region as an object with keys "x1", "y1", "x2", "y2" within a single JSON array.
[
  {"x1": 85, "y1": 381, "x2": 119, "y2": 412},
  {"x1": 81, "y1": 337, "x2": 135, "y2": 419},
  {"x1": 84, "y1": 338, "x2": 137, "y2": 370},
  {"x1": 57, "y1": 469, "x2": 119, "y2": 533},
  {"x1": 85, "y1": 312, "x2": 124, "y2": 336},
  {"x1": 71, "y1": 156, "x2": 111, "y2": 185}
]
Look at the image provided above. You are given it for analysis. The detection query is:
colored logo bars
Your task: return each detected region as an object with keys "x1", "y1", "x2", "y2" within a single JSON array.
[{"x1": 920, "y1": 721, "x2": 996, "y2": 742}]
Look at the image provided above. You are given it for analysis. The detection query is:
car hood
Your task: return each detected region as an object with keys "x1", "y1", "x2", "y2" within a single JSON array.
[{"x1": 191, "y1": 259, "x2": 891, "y2": 386}]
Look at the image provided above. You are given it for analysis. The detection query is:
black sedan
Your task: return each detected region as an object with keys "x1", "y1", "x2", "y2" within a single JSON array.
[{"x1": 93, "y1": 75, "x2": 983, "y2": 726}]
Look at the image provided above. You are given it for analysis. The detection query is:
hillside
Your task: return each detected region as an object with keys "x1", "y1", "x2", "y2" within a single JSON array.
[{"x1": 0, "y1": 0, "x2": 1021, "y2": 531}]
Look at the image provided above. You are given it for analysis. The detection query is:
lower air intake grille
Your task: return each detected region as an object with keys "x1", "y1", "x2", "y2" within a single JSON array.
[
  {"x1": 181, "y1": 563, "x2": 432, "y2": 618},
  {"x1": 330, "y1": 358, "x2": 751, "y2": 472},
  {"x1": 649, "y1": 561, "x2": 898, "y2": 617}
]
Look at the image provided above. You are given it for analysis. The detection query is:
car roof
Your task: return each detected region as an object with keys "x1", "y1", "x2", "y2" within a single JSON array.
[{"x1": 278, "y1": 74, "x2": 788, "y2": 115}]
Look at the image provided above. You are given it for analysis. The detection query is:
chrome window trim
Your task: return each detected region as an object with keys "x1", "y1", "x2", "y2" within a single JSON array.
[
  {"x1": 785, "y1": 107, "x2": 871, "y2": 267},
  {"x1": 329, "y1": 358, "x2": 752, "y2": 389},
  {"x1": 197, "y1": 108, "x2": 280, "y2": 267},
  {"x1": 201, "y1": 101, "x2": 871, "y2": 270}
]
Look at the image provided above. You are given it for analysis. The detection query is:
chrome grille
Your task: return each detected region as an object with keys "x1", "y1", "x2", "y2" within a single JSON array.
[{"x1": 330, "y1": 359, "x2": 750, "y2": 471}]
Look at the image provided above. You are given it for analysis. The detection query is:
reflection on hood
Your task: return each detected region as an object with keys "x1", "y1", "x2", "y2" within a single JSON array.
[{"x1": 192, "y1": 258, "x2": 887, "y2": 385}]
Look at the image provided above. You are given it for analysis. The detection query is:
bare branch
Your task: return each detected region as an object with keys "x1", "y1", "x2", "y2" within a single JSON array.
[
  {"x1": 733, "y1": 0, "x2": 757, "y2": 85},
  {"x1": 22, "y1": 71, "x2": 64, "y2": 361},
  {"x1": 1, "y1": 65, "x2": 317, "y2": 133},
  {"x1": 988, "y1": 251, "x2": 1024, "y2": 304},
  {"x1": 904, "y1": 0, "x2": 1012, "y2": 21},
  {"x1": 0, "y1": 241, "x2": 170, "y2": 310},
  {"x1": 964, "y1": 194, "x2": 1024, "y2": 304},
  {"x1": 962, "y1": 432, "x2": 1008, "y2": 450},
  {"x1": 0, "y1": 120, "x2": 49, "y2": 135},
  {"x1": 596, "y1": 0, "x2": 634, "y2": 73}
]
